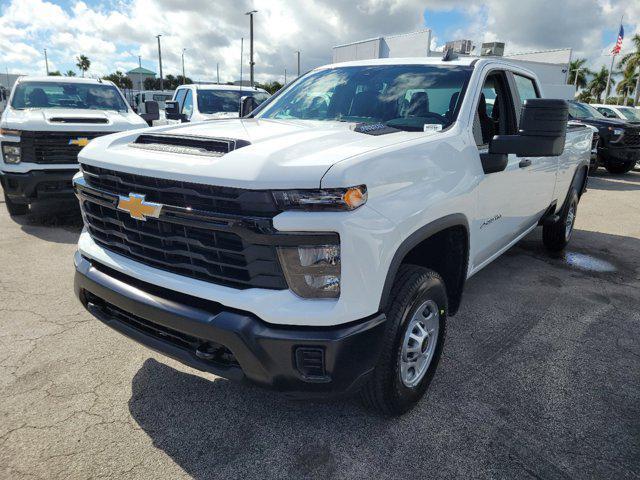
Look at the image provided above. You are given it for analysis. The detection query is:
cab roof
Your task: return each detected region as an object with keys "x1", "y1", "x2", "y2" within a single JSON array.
[{"x1": 178, "y1": 84, "x2": 268, "y2": 93}]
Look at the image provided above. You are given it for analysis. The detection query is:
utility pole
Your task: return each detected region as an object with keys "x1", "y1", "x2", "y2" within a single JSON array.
[
  {"x1": 572, "y1": 67, "x2": 581, "y2": 91},
  {"x1": 245, "y1": 10, "x2": 257, "y2": 88},
  {"x1": 44, "y1": 49, "x2": 49, "y2": 75},
  {"x1": 181, "y1": 48, "x2": 186, "y2": 84},
  {"x1": 156, "y1": 34, "x2": 164, "y2": 91},
  {"x1": 296, "y1": 50, "x2": 300, "y2": 78},
  {"x1": 284, "y1": 68, "x2": 287, "y2": 85},
  {"x1": 138, "y1": 56, "x2": 143, "y2": 91},
  {"x1": 216, "y1": 63, "x2": 220, "y2": 84},
  {"x1": 240, "y1": 37, "x2": 244, "y2": 92}
]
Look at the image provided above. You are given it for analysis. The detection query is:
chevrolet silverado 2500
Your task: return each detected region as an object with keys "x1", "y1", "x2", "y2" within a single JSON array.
[
  {"x1": 73, "y1": 57, "x2": 592, "y2": 415},
  {"x1": 0, "y1": 77, "x2": 148, "y2": 215}
]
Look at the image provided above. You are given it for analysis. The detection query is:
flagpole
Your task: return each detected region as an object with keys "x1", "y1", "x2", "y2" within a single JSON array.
[{"x1": 604, "y1": 15, "x2": 623, "y2": 104}]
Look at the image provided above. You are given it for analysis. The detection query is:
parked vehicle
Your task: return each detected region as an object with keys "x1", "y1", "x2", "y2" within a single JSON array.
[
  {"x1": 73, "y1": 57, "x2": 591, "y2": 415},
  {"x1": 592, "y1": 104, "x2": 640, "y2": 123},
  {"x1": 0, "y1": 77, "x2": 148, "y2": 215},
  {"x1": 132, "y1": 90, "x2": 174, "y2": 126},
  {"x1": 164, "y1": 84, "x2": 270, "y2": 122},
  {"x1": 567, "y1": 100, "x2": 640, "y2": 174},
  {"x1": 0, "y1": 86, "x2": 8, "y2": 113}
]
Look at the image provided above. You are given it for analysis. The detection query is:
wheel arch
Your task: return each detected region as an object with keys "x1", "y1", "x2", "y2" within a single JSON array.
[{"x1": 379, "y1": 214, "x2": 470, "y2": 316}]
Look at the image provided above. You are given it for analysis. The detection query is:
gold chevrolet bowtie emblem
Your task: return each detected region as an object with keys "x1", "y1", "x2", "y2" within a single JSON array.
[
  {"x1": 117, "y1": 193, "x2": 162, "y2": 221},
  {"x1": 69, "y1": 137, "x2": 90, "y2": 147}
]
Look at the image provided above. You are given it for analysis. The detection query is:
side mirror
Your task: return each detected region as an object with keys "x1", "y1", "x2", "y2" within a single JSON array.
[
  {"x1": 165, "y1": 100, "x2": 180, "y2": 120},
  {"x1": 239, "y1": 95, "x2": 257, "y2": 117},
  {"x1": 139, "y1": 100, "x2": 160, "y2": 126},
  {"x1": 490, "y1": 99, "x2": 568, "y2": 158}
]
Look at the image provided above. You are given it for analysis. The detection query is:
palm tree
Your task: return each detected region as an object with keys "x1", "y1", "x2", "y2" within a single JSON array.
[
  {"x1": 64, "y1": 70, "x2": 76, "y2": 77},
  {"x1": 617, "y1": 33, "x2": 640, "y2": 106},
  {"x1": 568, "y1": 58, "x2": 591, "y2": 91},
  {"x1": 75, "y1": 55, "x2": 91, "y2": 77},
  {"x1": 616, "y1": 65, "x2": 639, "y2": 105},
  {"x1": 589, "y1": 66, "x2": 613, "y2": 103}
]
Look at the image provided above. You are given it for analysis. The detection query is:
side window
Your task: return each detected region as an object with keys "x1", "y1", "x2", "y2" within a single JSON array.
[
  {"x1": 181, "y1": 90, "x2": 193, "y2": 117},
  {"x1": 597, "y1": 107, "x2": 616, "y2": 119},
  {"x1": 473, "y1": 72, "x2": 516, "y2": 147},
  {"x1": 513, "y1": 74, "x2": 539, "y2": 105},
  {"x1": 173, "y1": 89, "x2": 187, "y2": 109}
]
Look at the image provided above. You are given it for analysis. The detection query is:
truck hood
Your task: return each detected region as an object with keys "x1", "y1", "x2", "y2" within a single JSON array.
[
  {"x1": 1, "y1": 107, "x2": 147, "y2": 132},
  {"x1": 79, "y1": 118, "x2": 421, "y2": 189}
]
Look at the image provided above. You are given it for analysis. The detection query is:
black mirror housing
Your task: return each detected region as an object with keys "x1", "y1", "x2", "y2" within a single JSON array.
[
  {"x1": 490, "y1": 99, "x2": 568, "y2": 157},
  {"x1": 165, "y1": 100, "x2": 180, "y2": 119},
  {"x1": 239, "y1": 96, "x2": 257, "y2": 117},
  {"x1": 139, "y1": 100, "x2": 160, "y2": 126}
]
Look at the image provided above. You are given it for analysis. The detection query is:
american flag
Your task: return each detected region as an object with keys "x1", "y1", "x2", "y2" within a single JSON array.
[{"x1": 612, "y1": 25, "x2": 624, "y2": 55}]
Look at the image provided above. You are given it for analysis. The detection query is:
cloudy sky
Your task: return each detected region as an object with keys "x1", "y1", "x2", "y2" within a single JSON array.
[{"x1": 0, "y1": 0, "x2": 638, "y2": 83}]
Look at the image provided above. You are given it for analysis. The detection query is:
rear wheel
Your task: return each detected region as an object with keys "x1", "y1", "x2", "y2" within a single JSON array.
[
  {"x1": 360, "y1": 265, "x2": 447, "y2": 416},
  {"x1": 3, "y1": 192, "x2": 28, "y2": 216},
  {"x1": 604, "y1": 161, "x2": 636, "y2": 174},
  {"x1": 543, "y1": 188, "x2": 578, "y2": 252}
]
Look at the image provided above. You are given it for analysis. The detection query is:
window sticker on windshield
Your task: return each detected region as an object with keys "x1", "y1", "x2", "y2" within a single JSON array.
[{"x1": 423, "y1": 124, "x2": 443, "y2": 133}]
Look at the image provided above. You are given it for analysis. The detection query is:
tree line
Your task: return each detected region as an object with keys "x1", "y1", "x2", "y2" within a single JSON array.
[{"x1": 569, "y1": 33, "x2": 640, "y2": 106}]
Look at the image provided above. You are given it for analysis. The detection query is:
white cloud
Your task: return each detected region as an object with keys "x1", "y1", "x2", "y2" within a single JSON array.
[{"x1": 0, "y1": 0, "x2": 636, "y2": 83}]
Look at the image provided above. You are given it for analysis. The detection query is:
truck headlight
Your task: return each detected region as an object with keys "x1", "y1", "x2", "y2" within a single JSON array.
[
  {"x1": 1, "y1": 144, "x2": 21, "y2": 164},
  {"x1": 608, "y1": 127, "x2": 624, "y2": 142},
  {"x1": 272, "y1": 185, "x2": 367, "y2": 211},
  {"x1": 277, "y1": 244, "x2": 341, "y2": 298}
]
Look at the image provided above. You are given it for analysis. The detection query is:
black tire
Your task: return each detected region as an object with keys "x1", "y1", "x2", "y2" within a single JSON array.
[
  {"x1": 543, "y1": 188, "x2": 578, "y2": 252},
  {"x1": 360, "y1": 265, "x2": 447, "y2": 416},
  {"x1": 604, "y1": 161, "x2": 636, "y2": 174},
  {"x1": 3, "y1": 192, "x2": 28, "y2": 216}
]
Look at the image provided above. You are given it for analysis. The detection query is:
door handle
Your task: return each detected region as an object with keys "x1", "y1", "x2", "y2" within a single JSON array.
[{"x1": 519, "y1": 159, "x2": 532, "y2": 168}]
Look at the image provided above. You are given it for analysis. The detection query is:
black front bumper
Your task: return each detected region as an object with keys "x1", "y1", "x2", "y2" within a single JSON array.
[
  {"x1": 0, "y1": 169, "x2": 77, "y2": 204},
  {"x1": 74, "y1": 253, "x2": 387, "y2": 399},
  {"x1": 598, "y1": 146, "x2": 640, "y2": 165}
]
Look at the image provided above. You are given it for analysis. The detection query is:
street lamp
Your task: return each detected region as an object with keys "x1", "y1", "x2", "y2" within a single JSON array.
[
  {"x1": 245, "y1": 10, "x2": 257, "y2": 87},
  {"x1": 181, "y1": 48, "x2": 186, "y2": 84},
  {"x1": 156, "y1": 34, "x2": 164, "y2": 91},
  {"x1": 44, "y1": 49, "x2": 49, "y2": 75}
]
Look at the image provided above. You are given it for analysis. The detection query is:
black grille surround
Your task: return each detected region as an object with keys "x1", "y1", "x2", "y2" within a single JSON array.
[
  {"x1": 75, "y1": 165, "x2": 339, "y2": 291},
  {"x1": 18, "y1": 131, "x2": 114, "y2": 164}
]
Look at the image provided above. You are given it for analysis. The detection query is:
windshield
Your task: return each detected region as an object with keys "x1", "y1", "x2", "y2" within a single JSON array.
[
  {"x1": 11, "y1": 81, "x2": 128, "y2": 112},
  {"x1": 256, "y1": 64, "x2": 472, "y2": 131},
  {"x1": 618, "y1": 107, "x2": 640, "y2": 122},
  {"x1": 197, "y1": 90, "x2": 270, "y2": 114},
  {"x1": 567, "y1": 101, "x2": 605, "y2": 120}
]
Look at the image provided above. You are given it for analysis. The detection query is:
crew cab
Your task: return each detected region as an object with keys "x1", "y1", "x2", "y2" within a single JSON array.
[
  {"x1": 164, "y1": 84, "x2": 270, "y2": 123},
  {"x1": 0, "y1": 77, "x2": 148, "y2": 215},
  {"x1": 73, "y1": 57, "x2": 591, "y2": 415},
  {"x1": 567, "y1": 100, "x2": 640, "y2": 174}
]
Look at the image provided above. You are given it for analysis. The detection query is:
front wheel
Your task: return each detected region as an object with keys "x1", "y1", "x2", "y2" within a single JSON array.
[
  {"x1": 543, "y1": 188, "x2": 578, "y2": 252},
  {"x1": 3, "y1": 192, "x2": 29, "y2": 216},
  {"x1": 604, "y1": 161, "x2": 636, "y2": 174},
  {"x1": 360, "y1": 265, "x2": 447, "y2": 416}
]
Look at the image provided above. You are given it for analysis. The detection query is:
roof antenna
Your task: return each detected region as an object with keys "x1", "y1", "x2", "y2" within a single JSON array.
[{"x1": 442, "y1": 46, "x2": 458, "y2": 62}]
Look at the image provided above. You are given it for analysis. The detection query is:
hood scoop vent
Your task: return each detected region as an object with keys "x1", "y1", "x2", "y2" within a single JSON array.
[
  {"x1": 130, "y1": 134, "x2": 251, "y2": 157},
  {"x1": 49, "y1": 117, "x2": 109, "y2": 124}
]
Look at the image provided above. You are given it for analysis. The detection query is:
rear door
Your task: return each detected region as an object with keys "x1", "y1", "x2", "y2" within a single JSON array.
[{"x1": 508, "y1": 72, "x2": 557, "y2": 219}]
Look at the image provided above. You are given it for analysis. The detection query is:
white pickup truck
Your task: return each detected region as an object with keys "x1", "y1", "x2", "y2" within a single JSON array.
[
  {"x1": 0, "y1": 76, "x2": 148, "y2": 215},
  {"x1": 72, "y1": 56, "x2": 592, "y2": 415}
]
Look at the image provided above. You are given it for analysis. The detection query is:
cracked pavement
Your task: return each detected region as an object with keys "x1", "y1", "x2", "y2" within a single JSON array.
[{"x1": 1, "y1": 170, "x2": 639, "y2": 479}]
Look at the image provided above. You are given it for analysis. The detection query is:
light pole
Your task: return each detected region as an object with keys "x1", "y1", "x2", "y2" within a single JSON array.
[
  {"x1": 138, "y1": 56, "x2": 143, "y2": 91},
  {"x1": 245, "y1": 10, "x2": 257, "y2": 88},
  {"x1": 44, "y1": 49, "x2": 49, "y2": 75},
  {"x1": 216, "y1": 63, "x2": 220, "y2": 84},
  {"x1": 156, "y1": 34, "x2": 164, "y2": 91},
  {"x1": 181, "y1": 48, "x2": 186, "y2": 84},
  {"x1": 240, "y1": 37, "x2": 244, "y2": 91},
  {"x1": 296, "y1": 50, "x2": 300, "y2": 78},
  {"x1": 284, "y1": 68, "x2": 287, "y2": 85}
]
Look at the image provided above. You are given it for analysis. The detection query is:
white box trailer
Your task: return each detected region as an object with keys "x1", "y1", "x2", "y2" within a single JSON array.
[{"x1": 332, "y1": 30, "x2": 432, "y2": 63}]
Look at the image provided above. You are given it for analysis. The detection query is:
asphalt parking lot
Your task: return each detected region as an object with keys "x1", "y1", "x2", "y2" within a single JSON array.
[{"x1": 1, "y1": 170, "x2": 639, "y2": 480}]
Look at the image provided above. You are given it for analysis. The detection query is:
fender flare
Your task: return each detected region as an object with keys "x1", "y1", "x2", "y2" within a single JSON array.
[{"x1": 378, "y1": 213, "x2": 469, "y2": 312}]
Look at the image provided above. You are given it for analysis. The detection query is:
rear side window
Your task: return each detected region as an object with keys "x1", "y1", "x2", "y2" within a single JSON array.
[{"x1": 513, "y1": 74, "x2": 539, "y2": 105}]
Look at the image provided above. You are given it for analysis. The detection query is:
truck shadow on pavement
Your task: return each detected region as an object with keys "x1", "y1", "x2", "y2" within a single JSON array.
[
  {"x1": 126, "y1": 227, "x2": 640, "y2": 479},
  {"x1": 587, "y1": 169, "x2": 640, "y2": 191},
  {"x1": 6, "y1": 200, "x2": 83, "y2": 245}
]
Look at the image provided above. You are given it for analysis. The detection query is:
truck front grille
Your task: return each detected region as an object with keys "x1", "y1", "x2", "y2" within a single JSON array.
[
  {"x1": 623, "y1": 129, "x2": 640, "y2": 147},
  {"x1": 77, "y1": 165, "x2": 288, "y2": 290},
  {"x1": 19, "y1": 131, "x2": 113, "y2": 164}
]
